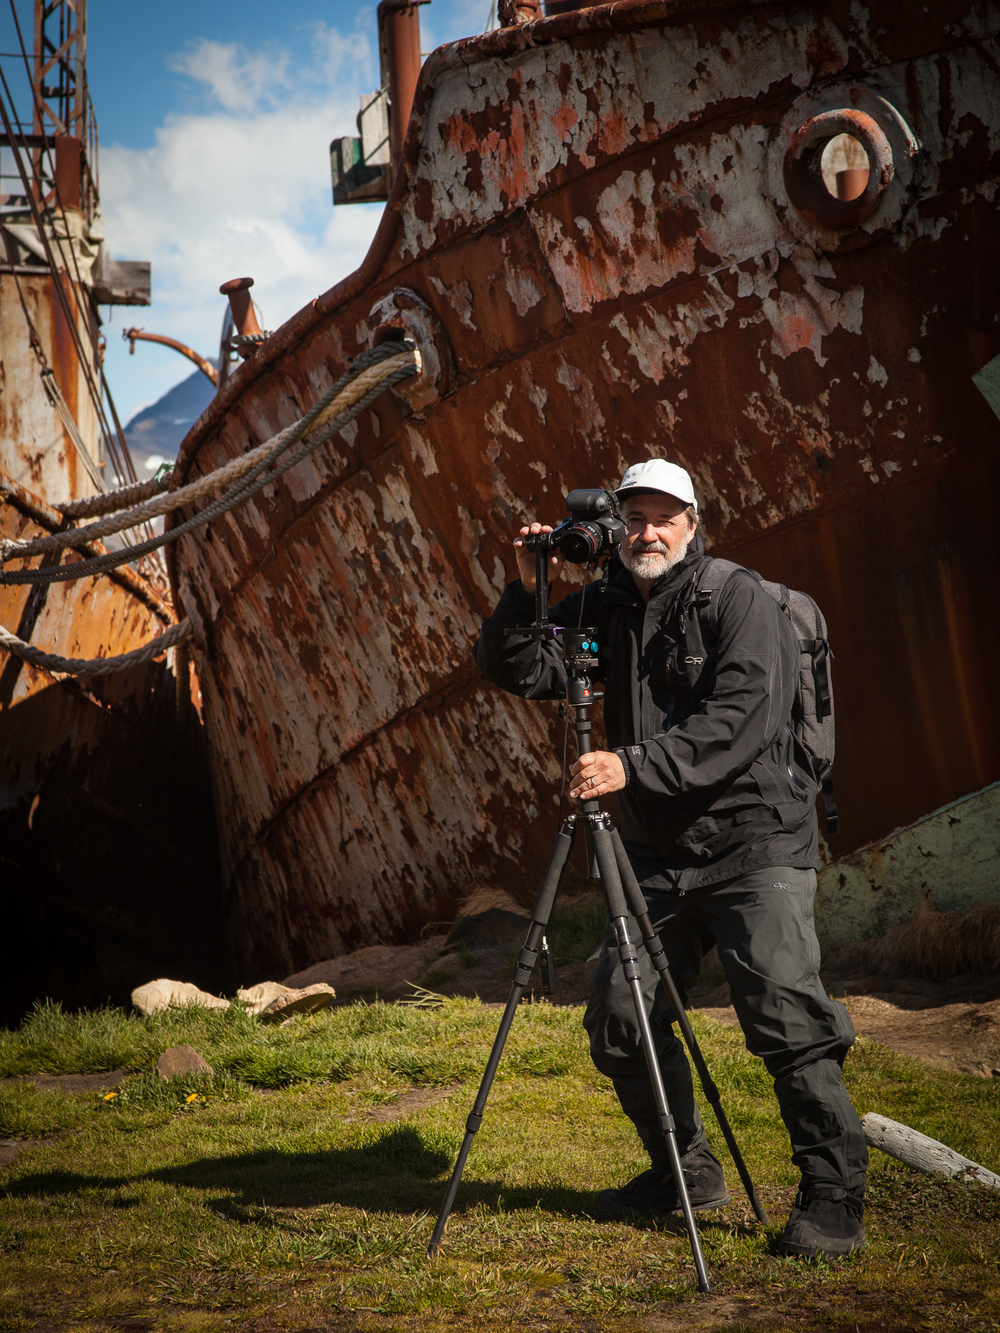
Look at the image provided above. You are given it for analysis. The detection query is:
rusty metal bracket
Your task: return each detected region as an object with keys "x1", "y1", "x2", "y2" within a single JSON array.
[
  {"x1": 124, "y1": 327, "x2": 218, "y2": 386},
  {"x1": 369, "y1": 287, "x2": 452, "y2": 411},
  {"x1": 770, "y1": 84, "x2": 921, "y2": 252}
]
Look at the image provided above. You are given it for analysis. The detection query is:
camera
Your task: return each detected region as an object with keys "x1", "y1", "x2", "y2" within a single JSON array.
[{"x1": 525, "y1": 489, "x2": 625, "y2": 565}]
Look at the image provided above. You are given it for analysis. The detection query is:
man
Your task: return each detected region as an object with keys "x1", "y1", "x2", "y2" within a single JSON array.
[{"x1": 474, "y1": 457, "x2": 868, "y2": 1259}]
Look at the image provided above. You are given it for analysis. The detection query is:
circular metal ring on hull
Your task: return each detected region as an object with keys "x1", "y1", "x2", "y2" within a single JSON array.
[
  {"x1": 770, "y1": 84, "x2": 921, "y2": 252},
  {"x1": 783, "y1": 108, "x2": 893, "y2": 229},
  {"x1": 369, "y1": 287, "x2": 452, "y2": 412}
]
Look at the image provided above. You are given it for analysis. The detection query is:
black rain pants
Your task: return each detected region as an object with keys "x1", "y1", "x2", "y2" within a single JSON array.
[{"x1": 582, "y1": 864, "x2": 868, "y2": 1196}]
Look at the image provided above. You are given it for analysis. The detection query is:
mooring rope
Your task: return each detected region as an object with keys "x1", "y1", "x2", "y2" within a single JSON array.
[
  {"x1": 2, "y1": 345, "x2": 416, "y2": 564},
  {"x1": 0, "y1": 343, "x2": 418, "y2": 673},
  {"x1": 0, "y1": 616, "x2": 193, "y2": 677},
  {"x1": 56, "y1": 465, "x2": 174, "y2": 519}
]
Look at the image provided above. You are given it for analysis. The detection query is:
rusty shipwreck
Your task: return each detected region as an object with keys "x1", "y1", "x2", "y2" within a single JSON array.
[{"x1": 158, "y1": 0, "x2": 1000, "y2": 984}]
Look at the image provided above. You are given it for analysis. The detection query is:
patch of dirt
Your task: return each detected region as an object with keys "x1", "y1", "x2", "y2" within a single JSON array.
[
  {"x1": 838, "y1": 989, "x2": 1000, "y2": 1077},
  {"x1": 0, "y1": 1137, "x2": 47, "y2": 1169},
  {"x1": 4, "y1": 1068, "x2": 130, "y2": 1094},
  {"x1": 694, "y1": 975, "x2": 1000, "y2": 1078},
  {"x1": 367, "y1": 1085, "x2": 461, "y2": 1122}
]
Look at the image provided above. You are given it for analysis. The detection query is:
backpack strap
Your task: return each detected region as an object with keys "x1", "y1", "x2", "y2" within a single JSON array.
[
  {"x1": 805, "y1": 636, "x2": 834, "y2": 721},
  {"x1": 690, "y1": 557, "x2": 746, "y2": 633},
  {"x1": 820, "y1": 773, "x2": 838, "y2": 837}
]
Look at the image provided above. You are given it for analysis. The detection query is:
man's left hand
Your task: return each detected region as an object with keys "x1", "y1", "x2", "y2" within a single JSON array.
[{"x1": 569, "y1": 750, "x2": 626, "y2": 799}]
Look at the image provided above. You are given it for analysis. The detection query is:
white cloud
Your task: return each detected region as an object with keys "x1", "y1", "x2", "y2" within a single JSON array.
[
  {"x1": 100, "y1": 23, "x2": 384, "y2": 421},
  {"x1": 167, "y1": 40, "x2": 293, "y2": 115}
]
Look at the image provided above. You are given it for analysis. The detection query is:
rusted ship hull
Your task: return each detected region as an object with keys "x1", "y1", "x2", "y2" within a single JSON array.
[
  {"x1": 171, "y1": 0, "x2": 1000, "y2": 980},
  {"x1": 0, "y1": 476, "x2": 227, "y2": 1025}
]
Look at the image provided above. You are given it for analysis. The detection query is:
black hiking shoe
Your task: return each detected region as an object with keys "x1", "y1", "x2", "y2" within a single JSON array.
[
  {"x1": 776, "y1": 1190, "x2": 866, "y2": 1259},
  {"x1": 590, "y1": 1146, "x2": 730, "y2": 1222}
]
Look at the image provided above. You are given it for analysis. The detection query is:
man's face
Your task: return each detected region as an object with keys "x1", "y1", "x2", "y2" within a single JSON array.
[{"x1": 619, "y1": 492, "x2": 697, "y2": 583}]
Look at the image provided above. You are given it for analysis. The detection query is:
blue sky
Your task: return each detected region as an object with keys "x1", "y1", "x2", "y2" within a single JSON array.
[{"x1": 5, "y1": 0, "x2": 493, "y2": 424}]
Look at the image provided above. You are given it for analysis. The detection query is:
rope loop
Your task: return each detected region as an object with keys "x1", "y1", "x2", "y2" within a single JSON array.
[{"x1": 0, "y1": 617, "x2": 193, "y2": 676}]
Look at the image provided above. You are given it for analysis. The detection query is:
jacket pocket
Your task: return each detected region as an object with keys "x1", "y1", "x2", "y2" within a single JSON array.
[{"x1": 750, "y1": 730, "x2": 813, "y2": 808}]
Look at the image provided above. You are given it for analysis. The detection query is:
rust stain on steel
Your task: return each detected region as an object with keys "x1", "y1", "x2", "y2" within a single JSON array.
[
  {"x1": 0, "y1": 271, "x2": 101, "y2": 501},
  {"x1": 0, "y1": 477, "x2": 172, "y2": 707},
  {"x1": 168, "y1": 0, "x2": 1000, "y2": 980}
]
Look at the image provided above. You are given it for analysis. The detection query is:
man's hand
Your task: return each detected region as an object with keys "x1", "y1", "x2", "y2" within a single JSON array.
[
  {"x1": 514, "y1": 522, "x2": 564, "y2": 593},
  {"x1": 569, "y1": 750, "x2": 626, "y2": 799}
]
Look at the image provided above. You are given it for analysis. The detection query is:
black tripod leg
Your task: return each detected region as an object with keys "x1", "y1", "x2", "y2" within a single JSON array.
[
  {"x1": 590, "y1": 822, "x2": 712, "y2": 1294},
  {"x1": 609, "y1": 828, "x2": 768, "y2": 1224},
  {"x1": 427, "y1": 818, "x2": 577, "y2": 1258}
]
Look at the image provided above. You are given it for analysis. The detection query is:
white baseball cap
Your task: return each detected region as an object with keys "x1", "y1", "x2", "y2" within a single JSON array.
[{"x1": 616, "y1": 459, "x2": 698, "y2": 511}]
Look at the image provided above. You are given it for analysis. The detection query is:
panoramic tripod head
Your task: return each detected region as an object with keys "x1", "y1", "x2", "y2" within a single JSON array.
[
  {"x1": 504, "y1": 545, "x2": 603, "y2": 718},
  {"x1": 502, "y1": 544, "x2": 607, "y2": 832}
]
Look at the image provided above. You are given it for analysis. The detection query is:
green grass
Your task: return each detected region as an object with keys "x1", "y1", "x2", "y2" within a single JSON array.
[
  {"x1": 547, "y1": 891, "x2": 607, "y2": 966},
  {"x1": 2, "y1": 998, "x2": 1000, "y2": 1332}
]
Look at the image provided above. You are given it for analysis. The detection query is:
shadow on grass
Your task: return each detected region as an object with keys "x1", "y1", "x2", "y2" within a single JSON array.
[{"x1": 2, "y1": 1124, "x2": 759, "y2": 1236}]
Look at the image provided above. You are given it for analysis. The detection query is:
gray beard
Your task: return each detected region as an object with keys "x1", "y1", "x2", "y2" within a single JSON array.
[{"x1": 620, "y1": 539, "x2": 687, "y2": 589}]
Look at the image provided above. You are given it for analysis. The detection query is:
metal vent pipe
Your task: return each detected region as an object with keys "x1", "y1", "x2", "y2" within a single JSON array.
[{"x1": 378, "y1": 0, "x2": 425, "y2": 169}]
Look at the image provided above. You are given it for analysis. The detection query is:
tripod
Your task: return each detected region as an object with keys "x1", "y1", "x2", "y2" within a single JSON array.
[{"x1": 428, "y1": 593, "x2": 768, "y2": 1291}]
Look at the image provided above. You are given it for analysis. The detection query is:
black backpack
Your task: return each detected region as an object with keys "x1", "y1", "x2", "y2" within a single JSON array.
[{"x1": 694, "y1": 558, "x2": 838, "y2": 836}]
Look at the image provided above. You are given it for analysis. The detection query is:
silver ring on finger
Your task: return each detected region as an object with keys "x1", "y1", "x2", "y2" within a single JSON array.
[{"x1": 589, "y1": 777, "x2": 596, "y2": 788}]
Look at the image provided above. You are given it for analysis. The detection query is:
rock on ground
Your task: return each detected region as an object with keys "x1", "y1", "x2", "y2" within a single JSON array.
[
  {"x1": 237, "y1": 981, "x2": 293, "y2": 1016},
  {"x1": 132, "y1": 979, "x2": 229, "y2": 1016},
  {"x1": 284, "y1": 939, "x2": 450, "y2": 1000},
  {"x1": 259, "y1": 984, "x2": 337, "y2": 1022},
  {"x1": 156, "y1": 1045, "x2": 214, "y2": 1079}
]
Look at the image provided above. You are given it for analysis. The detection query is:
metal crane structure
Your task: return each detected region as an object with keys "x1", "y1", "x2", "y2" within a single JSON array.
[{"x1": 1, "y1": 0, "x2": 150, "y2": 502}]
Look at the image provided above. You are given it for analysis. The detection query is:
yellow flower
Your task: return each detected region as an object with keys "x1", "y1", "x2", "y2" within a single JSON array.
[
  {"x1": 103, "y1": 1092, "x2": 117, "y2": 1101},
  {"x1": 185, "y1": 1093, "x2": 198, "y2": 1104}
]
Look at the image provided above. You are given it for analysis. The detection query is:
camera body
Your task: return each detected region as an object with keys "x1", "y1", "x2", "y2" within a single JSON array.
[{"x1": 525, "y1": 488, "x2": 625, "y2": 565}]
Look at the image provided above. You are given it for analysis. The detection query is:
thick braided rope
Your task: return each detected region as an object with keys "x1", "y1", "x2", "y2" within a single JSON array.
[
  {"x1": 0, "y1": 616, "x2": 193, "y2": 676},
  {"x1": 58, "y1": 471, "x2": 169, "y2": 519},
  {"x1": 0, "y1": 353, "x2": 418, "y2": 586},
  {"x1": 3, "y1": 345, "x2": 414, "y2": 562}
]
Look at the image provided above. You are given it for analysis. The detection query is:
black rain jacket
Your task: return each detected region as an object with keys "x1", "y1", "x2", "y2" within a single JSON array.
[{"x1": 474, "y1": 539, "x2": 819, "y2": 890}]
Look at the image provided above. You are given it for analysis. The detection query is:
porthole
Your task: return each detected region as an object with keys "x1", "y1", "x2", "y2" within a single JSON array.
[
  {"x1": 769, "y1": 85, "x2": 920, "y2": 252},
  {"x1": 783, "y1": 108, "x2": 892, "y2": 229}
]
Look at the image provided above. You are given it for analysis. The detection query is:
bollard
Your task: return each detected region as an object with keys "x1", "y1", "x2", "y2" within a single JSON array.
[{"x1": 219, "y1": 277, "x2": 263, "y2": 359}]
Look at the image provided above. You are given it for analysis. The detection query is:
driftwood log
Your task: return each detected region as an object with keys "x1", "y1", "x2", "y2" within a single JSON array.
[{"x1": 862, "y1": 1113, "x2": 1000, "y2": 1189}]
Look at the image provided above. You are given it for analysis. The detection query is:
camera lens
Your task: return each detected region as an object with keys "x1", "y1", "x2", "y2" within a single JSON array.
[{"x1": 557, "y1": 521, "x2": 603, "y2": 564}]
